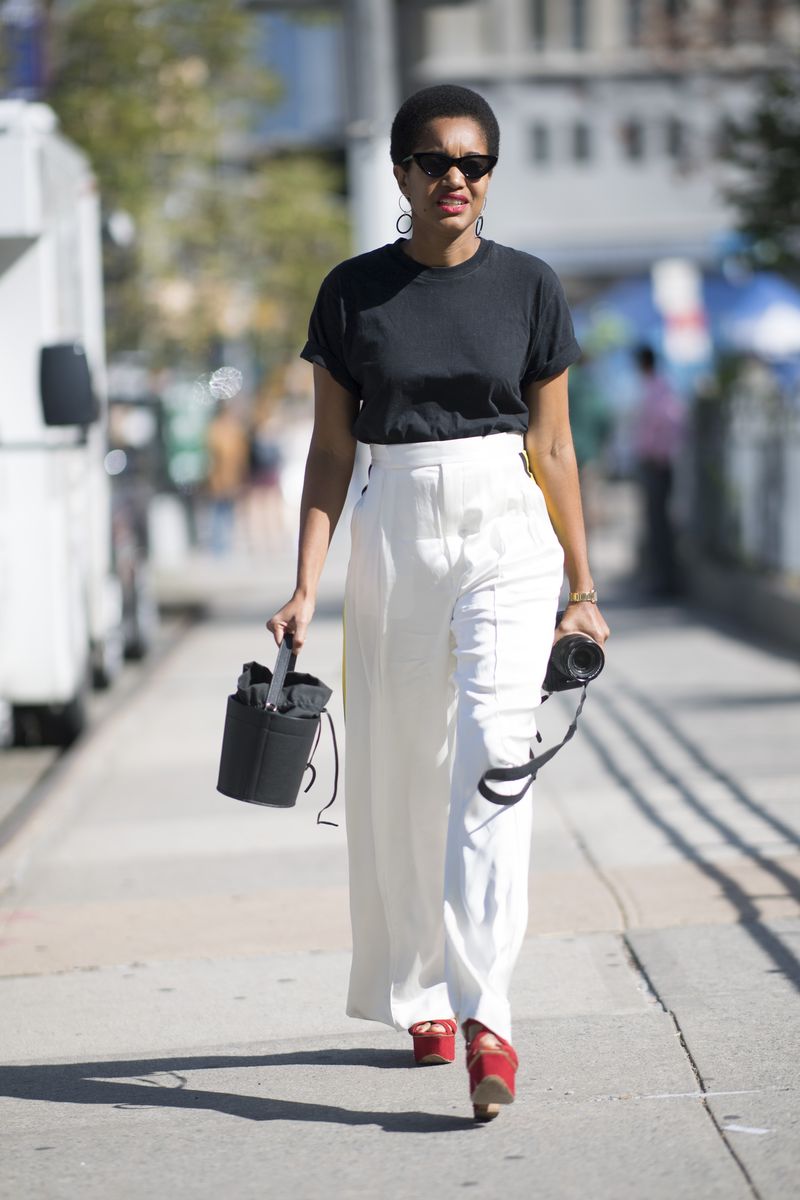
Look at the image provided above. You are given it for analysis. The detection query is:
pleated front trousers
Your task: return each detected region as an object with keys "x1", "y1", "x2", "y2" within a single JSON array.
[{"x1": 342, "y1": 431, "x2": 564, "y2": 1043}]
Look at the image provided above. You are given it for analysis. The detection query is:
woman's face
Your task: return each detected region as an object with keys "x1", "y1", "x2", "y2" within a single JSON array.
[{"x1": 393, "y1": 116, "x2": 493, "y2": 241}]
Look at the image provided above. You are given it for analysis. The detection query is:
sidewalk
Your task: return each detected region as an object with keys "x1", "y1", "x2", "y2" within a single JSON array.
[{"x1": 0, "y1": 483, "x2": 797, "y2": 1199}]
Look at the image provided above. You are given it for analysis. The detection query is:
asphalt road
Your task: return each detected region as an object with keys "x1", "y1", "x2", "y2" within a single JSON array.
[{"x1": 1, "y1": 487, "x2": 798, "y2": 1200}]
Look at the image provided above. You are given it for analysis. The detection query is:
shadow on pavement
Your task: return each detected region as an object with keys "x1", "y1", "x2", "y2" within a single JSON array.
[
  {"x1": 624, "y1": 683, "x2": 800, "y2": 852},
  {"x1": 581, "y1": 710, "x2": 800, "y2": 992},
  {"x1": 679, "y1": 691, "x2": 800, "y2": 710},
  {"x1": 0, "y1": 1049, "x2": 475, "y2": 1132}
]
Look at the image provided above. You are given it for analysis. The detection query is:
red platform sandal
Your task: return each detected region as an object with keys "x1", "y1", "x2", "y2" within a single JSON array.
[
  {"x1": 408, "y1": 1019, "x2": 457, "y2": 1065},
  {"x1": 464, "y1": 1022, "x2": 519, "y2": 1122}
]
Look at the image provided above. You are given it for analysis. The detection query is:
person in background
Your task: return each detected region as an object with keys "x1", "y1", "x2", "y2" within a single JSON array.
[
  {"x1": 632, "y1": 345, "x2": 686, "y2": 597},
  {"x1": 205, "y1": 399, "x2": 250, "y2": 556},
  {"x1": 568, "y1": 352, "x2": 612, "y2": 530},
  {"x1": 246, "y1": 398, "x2": 287, "y2": 554}
]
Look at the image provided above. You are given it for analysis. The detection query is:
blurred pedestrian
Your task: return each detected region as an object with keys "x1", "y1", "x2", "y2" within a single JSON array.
[
  {"x1": 267, "y1": 84, "x2": 608, "y2": 1122},
  {"x1": 632, "y1": 345, "x2": 686, "y2": 596},
  {"x1": 245, "y1": 398, "x2": 287, "y2": 554},
  {"x1": 568, "y1": 352, "x2": 612, "y2": 529},
  {"x1": 205, "y1": 399, "x2": 249, "y2": 556}
]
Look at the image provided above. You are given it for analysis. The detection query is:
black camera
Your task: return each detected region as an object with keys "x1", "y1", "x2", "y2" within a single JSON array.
[{"x1": 543, "y1": 632, "x2": 604, "y2": 693}]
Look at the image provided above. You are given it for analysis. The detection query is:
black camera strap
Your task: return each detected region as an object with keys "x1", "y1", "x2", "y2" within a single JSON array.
[{"x1": 478, "y1": 686, "x2": 588, "y2": 807}]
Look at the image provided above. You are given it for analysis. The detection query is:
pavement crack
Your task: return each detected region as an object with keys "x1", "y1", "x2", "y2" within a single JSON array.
[
  {"x1": 548, "y1": 775, "x2": 634, "y2": 933},
  {"x1": 618, "y1": 933, "x2": 663, "y2": 1009},
  {"x1": 665, "y1": 1006, "x2": 764, "y2": 1200},
  {"x1": 558, "y1": 679, "x2": 784, "y2": 1198},
  {"x1": 620, "y1": 931, "x2": 765, "y2": 1199}
]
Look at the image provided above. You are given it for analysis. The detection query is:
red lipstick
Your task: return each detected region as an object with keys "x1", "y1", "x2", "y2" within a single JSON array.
[{"x1": 437, "y1": 192, "x2": 469, "y2": 213}]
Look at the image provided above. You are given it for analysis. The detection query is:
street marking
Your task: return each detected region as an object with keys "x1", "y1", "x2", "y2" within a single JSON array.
[
  {"x1": 644, "y1": 1089, "x2": 769, "y2": 1100},
  {"x1": 588, "y1": 1086, "x2": 788, "y2": 1103}
]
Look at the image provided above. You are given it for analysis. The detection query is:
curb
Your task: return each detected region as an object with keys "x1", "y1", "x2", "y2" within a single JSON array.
[{"x1": 684, "y1": 548, "x2": 800, "y2": 657}]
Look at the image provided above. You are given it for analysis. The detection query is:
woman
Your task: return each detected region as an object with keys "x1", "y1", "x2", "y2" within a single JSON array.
[{"x1": 267, "y1": 84, "x2": 609, "y2": 1121}]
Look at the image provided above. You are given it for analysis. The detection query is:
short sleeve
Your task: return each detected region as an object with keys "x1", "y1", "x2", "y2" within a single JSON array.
[
  {"x1": 300, "y1": 273, "x2": 360, "y2": 396},
  {"x1": 521, "y1": 266, "x2": 581, "y2": 386}
]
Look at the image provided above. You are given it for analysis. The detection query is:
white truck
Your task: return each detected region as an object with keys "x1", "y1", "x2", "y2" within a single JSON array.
[{"x1": 0, "y1": 100, "x2": 123, "y2": 745}]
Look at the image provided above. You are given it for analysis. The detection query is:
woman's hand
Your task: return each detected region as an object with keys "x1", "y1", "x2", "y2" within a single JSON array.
[
  {"x1": 555, "y1": 601, "x2": 610, "y2": 648},
  {"x1": 266, "y1": 591, "x2": 316, "y2": 654}
]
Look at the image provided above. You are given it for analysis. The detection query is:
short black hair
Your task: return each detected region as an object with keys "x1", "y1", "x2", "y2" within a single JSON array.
[
  {"x1": 390, "y1": 84, "x2": 500, "y2": 165},
  {"x1": 635, "y1": 345, "x2": 657, "y2": 372}
]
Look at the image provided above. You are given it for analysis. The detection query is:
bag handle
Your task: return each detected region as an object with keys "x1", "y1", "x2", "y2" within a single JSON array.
[
  {"x1": 265, "y1": 633, "x2": 298, "y2": 710},
  {"x1": 477, "y1": 686, "x2": 588, "y2": 806}
]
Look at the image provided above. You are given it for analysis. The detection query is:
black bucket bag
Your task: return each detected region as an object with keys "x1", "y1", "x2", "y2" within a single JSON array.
[{"x1": 216, "y1": 634, "x2": 339, "y2": 825}]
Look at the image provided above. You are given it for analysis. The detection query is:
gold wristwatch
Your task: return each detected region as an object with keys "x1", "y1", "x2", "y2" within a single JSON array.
[{"x1": 568, "y1": 589, "x2": 598, "y2": 604}]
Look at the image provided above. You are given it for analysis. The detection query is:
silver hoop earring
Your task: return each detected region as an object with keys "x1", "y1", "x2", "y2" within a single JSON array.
[
  {"x1": 475, "y1": 200, "x2": 487, "y2": 238},
  {"x1": 396, "y1": 194, "x2": 412, "y2": 235}
]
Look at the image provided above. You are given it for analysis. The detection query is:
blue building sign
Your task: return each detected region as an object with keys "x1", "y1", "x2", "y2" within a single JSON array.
[
  {"x1": 1, "y1": 0, "x2": 45, "y2": 98},
  {"x1": 256, "y1": 12, "x2": 345, "y2": 147}
]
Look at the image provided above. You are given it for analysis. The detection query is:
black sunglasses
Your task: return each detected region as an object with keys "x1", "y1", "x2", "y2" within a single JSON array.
[{"x1": 401, "y1": 152, "x2": 497, "y2": 181}]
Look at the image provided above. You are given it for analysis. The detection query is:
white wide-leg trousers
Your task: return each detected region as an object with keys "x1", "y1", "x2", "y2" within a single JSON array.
[{"x1": 343, "y1": 431, "x2": 564, "y2": 1043}]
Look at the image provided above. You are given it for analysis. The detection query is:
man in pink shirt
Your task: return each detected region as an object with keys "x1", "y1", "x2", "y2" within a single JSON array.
[{"x1": 633, "y1": 345, "x2": 686, "y2": 597}]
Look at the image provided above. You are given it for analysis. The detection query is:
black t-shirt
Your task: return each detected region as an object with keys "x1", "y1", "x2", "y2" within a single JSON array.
[{"x1": 300, "y1": 236, "x2": 580, "y2": 445}]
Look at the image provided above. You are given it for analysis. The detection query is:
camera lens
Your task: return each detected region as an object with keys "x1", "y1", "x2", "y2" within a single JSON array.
[
  {"x1": 565, "y1": 637, "x2": 604, "y2": 682},
  {"x1": 572, "y1": 647, "x2": 593, "y2": 671},
  {"x1": 544, "y1": 631, "x2": 605, "y2": 693}
]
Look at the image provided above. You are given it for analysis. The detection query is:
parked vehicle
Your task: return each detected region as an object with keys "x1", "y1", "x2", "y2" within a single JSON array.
[{"x1": 0, "y1": 101, "x2": 124, "y2": 746}]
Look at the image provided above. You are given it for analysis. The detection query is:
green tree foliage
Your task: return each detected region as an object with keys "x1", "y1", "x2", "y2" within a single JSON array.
[
  {"x1": 44, "y1": 0, "x2": 270, "y2": 219},
  {"x1": 723, "y1": 69, "x2": 800, "y2": 277},
  {"x1": 143, "y1": 149, "x2": 350, "y2": 370},
  {"x1": 28, "y1": 0, "x2": 350, "y2": 368}
]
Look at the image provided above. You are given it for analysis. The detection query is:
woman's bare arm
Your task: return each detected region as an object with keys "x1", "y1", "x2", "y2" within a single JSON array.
[
  {"x1": 524, "y1": 369, "x2": 609, "y2": 645},
  {"x1": 266, "y1": 365, "x2": 359, "y2": 652}
]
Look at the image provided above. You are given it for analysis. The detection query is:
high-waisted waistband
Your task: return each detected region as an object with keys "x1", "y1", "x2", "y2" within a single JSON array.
[{"x1": 369, "y1": 432, "x2": 525, "y2": 468}]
